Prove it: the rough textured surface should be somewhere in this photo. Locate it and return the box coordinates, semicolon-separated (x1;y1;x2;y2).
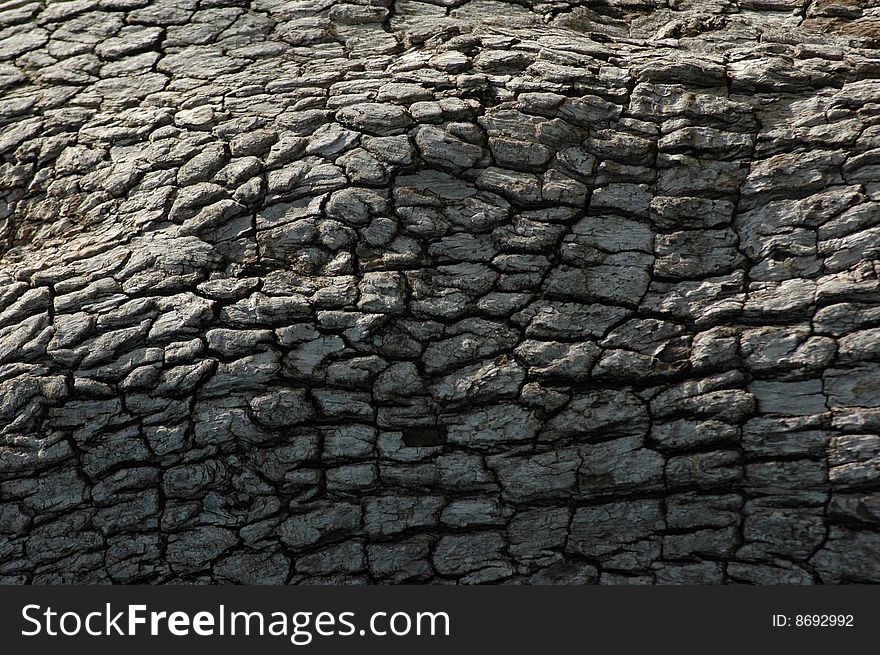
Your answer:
1;0;879;584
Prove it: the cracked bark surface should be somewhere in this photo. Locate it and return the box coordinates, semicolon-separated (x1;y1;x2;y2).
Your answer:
1;0;879;584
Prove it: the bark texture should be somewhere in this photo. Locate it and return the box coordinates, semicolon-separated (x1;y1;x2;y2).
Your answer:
1;0;879;584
